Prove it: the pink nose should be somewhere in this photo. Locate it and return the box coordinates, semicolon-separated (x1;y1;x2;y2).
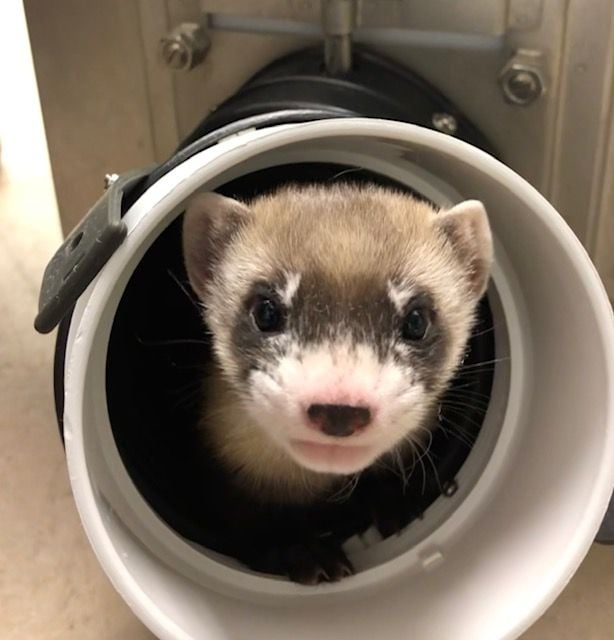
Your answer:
306;404;371;437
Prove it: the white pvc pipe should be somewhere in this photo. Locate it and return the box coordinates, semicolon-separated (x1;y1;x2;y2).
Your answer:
62;119;614;640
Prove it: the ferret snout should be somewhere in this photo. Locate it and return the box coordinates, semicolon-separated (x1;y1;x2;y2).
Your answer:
306;404;371;438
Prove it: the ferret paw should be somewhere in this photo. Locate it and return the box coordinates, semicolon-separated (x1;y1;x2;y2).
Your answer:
286;540;354;585
261;540;354;585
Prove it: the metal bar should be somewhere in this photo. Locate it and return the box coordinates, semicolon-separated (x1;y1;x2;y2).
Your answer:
204;13;503;52
206;13;320;38
354;27;503;51
321;0;356;74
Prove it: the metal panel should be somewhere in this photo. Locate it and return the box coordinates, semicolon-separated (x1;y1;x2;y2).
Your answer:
200;0;508;34
180;0;562;198
23;0;614;298
23;0;157;234
547;0;614;245
593;96;614;297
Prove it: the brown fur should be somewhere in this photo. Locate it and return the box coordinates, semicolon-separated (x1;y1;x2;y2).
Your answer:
199;366;338;503
182;183;492;503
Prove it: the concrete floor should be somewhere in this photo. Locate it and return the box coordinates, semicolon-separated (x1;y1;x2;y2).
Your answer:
1;169;614;639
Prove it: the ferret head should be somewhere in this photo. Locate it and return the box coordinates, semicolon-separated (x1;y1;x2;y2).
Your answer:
183;184;492;476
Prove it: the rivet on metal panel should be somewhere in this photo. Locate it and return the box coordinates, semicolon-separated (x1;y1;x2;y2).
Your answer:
432;113;458;135
442;479;459;497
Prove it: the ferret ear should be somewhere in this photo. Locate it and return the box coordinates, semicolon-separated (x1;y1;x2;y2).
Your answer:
437;200;493;300
182;192;252;299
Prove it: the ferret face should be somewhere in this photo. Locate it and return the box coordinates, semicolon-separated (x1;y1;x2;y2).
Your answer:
183;184;493;476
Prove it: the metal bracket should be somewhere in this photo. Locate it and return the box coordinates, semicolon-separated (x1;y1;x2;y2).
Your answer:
197;7;503;67
34;168;150;334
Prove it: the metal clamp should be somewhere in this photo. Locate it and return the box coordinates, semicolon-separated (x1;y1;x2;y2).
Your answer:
34;168;150;334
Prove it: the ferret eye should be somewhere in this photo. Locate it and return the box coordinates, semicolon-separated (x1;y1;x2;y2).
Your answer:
401;307;430;342
251;297;285;333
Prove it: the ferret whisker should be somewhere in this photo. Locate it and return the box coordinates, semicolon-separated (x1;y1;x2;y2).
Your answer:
457;356;510;371
416;443;428;495
448;380;490;391
442;396;489;412
327;472;361;502
134;335;210;348
393;448;409;490
452;367;496;380
442;406;486;430
443;398;490;413
423;445;443;493
197;405;240;424
438;424;474;448
403;432;430;495
442;397;488;416
439;414;476;441
442;394;490;410
328;166;366;181
469;323;498;339
437;415;477;447
420;427;443;493
169;363;210;372
399;437;417;475
447;381;492;394
444;387;490;404
167;378;202;395
441;407;488;426
415;425;435;456
167;269;202;312
170;386;206;411
445;386;491;398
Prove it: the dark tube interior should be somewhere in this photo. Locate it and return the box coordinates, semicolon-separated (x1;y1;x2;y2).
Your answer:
105;162;495;560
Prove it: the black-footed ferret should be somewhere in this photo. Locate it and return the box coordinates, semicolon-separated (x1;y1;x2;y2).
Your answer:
181;183;493;584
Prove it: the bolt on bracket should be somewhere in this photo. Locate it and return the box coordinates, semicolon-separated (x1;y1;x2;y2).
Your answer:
159;22;210;72
499;49;546;106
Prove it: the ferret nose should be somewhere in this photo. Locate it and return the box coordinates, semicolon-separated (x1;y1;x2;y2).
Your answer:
306;404;371;437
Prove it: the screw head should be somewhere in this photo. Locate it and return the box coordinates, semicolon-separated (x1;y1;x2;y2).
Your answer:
432;112;458;135
442;479;459;497
160;23;209;72
161;41;190;70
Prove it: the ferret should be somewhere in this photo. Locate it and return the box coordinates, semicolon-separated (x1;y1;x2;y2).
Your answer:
181;182;493;584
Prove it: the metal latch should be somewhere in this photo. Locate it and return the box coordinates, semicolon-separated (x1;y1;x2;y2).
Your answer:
34;168;150;334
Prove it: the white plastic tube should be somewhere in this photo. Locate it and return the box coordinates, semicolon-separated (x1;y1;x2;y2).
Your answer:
62;119;614;640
